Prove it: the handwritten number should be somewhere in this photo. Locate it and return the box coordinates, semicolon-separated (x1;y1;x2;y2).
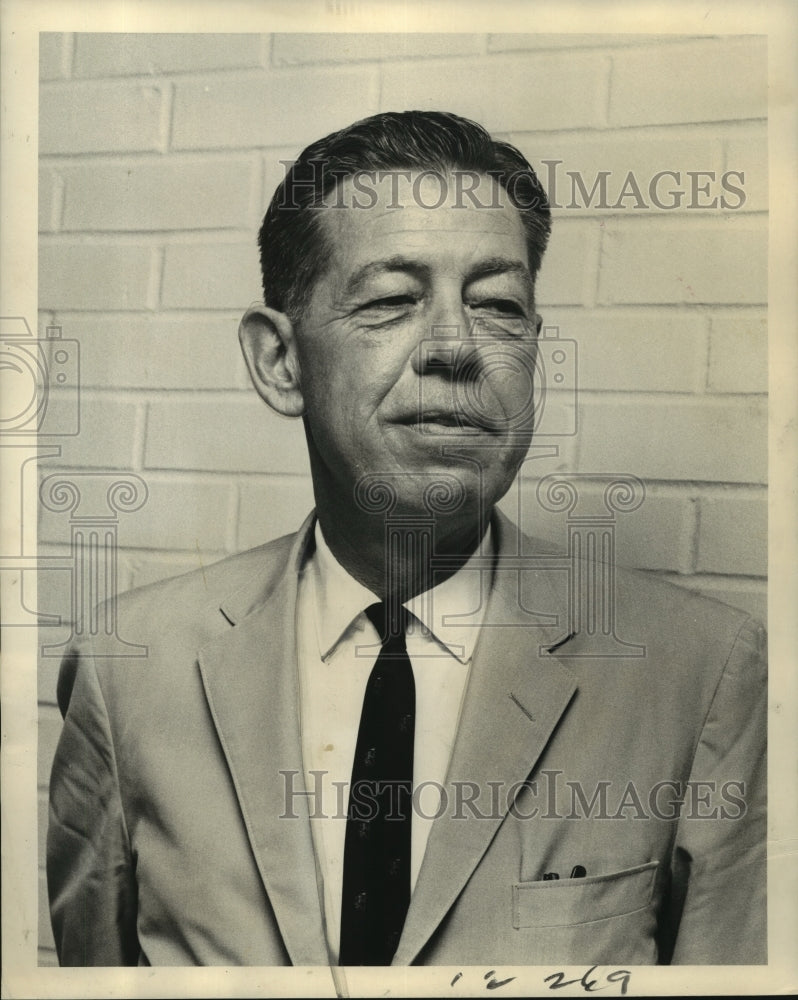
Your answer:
486;975;517;990
449;969;516;991
449;967;626;994
605;970;631;996
581;966;600;991
484;970;516;990
543;967;631;995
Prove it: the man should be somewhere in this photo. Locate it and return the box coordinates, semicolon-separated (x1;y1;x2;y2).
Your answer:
47;111;766;967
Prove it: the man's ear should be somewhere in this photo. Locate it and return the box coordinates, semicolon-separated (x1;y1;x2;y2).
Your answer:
534;311;543;335
238;305;305;417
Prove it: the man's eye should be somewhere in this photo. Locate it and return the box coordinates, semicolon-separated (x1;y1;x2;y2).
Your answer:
361;295;416;310
471;299;526;317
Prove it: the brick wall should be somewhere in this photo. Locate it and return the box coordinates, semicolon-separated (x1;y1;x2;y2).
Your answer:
37;32;767;963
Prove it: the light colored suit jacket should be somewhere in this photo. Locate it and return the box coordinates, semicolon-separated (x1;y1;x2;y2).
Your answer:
47;511;767;966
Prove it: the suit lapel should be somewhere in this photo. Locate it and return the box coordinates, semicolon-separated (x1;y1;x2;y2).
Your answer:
393;513;578;965
197;515;330;966
195;509;578;967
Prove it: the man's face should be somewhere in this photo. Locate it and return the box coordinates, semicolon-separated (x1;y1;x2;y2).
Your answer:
293;171;539;521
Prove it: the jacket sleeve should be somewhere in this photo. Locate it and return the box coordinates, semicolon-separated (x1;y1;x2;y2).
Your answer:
665;616;767;964
46;642;140;966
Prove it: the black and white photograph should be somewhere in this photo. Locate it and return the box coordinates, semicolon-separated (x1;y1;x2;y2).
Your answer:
1;2;796;997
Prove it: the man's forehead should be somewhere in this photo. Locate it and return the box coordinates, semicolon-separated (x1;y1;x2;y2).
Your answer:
319;170;529;268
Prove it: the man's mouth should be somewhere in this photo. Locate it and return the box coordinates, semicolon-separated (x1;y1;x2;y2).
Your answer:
399;410;489;434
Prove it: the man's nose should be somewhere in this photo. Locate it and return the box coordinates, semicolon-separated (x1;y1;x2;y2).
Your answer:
410;296;479;377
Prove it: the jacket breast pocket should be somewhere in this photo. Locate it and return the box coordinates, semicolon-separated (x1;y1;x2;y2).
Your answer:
512;861;658;929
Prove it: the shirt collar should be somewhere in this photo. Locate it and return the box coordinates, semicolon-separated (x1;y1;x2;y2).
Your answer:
309;520;493;665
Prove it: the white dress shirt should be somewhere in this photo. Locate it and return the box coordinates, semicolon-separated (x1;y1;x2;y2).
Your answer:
296;520;492;963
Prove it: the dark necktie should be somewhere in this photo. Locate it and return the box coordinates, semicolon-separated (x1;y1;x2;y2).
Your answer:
339;600;416;966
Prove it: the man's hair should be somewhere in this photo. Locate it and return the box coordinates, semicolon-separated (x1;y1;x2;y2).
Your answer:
258;110;551;320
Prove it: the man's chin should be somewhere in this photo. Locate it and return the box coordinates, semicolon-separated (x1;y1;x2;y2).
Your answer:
347;424;528;520
354;464;511;526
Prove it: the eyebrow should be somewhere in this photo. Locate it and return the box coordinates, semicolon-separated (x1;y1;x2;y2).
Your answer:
343;255;534;298
468;257;535;296
343;257;429;298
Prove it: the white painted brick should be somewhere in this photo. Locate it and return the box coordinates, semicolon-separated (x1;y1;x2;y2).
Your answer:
697;493;767;576
576;397;767;484
513;477;695;572
61;158;257;232
238;478;317;549
38;396;140;470
380;52;608;132
545;308;705;392
535;220;595;307
47;475;220;553
618;491;696;573
707;312;767;393
144;397;311;475
39;244;153;310
503;428;578;481
172;67;379;150
38;169;59;232
51;314;247;390
663;575;766;622
161;242;261;309
510;132;724;215
38;313;57;337
34;564;73;691
40;81;165;154
609;38;767;127
598;219;767;305
40;33;68;81
117;478;233;551
273;33;483;65
530;387;578;446
725;127;767;214
36;493;221;628
74;33;264;78
262;147;300;208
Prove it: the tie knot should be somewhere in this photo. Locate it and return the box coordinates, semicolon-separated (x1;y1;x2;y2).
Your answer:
365;601;409;646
